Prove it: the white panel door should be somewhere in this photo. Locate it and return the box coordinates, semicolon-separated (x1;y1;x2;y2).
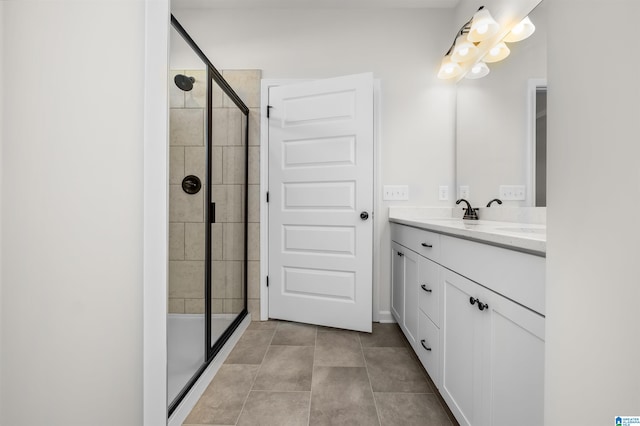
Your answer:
268;73;374;333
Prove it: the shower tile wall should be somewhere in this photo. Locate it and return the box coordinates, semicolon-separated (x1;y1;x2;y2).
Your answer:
168;69;261;318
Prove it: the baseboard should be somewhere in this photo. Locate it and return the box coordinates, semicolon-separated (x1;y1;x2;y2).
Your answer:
168;314;251;426
376;310;395;323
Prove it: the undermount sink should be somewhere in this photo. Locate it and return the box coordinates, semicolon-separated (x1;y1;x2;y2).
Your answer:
416;218;546;236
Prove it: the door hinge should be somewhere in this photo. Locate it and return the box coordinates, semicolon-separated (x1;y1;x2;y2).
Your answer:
266;105;273;118
266;276;269;287
266;191;269;203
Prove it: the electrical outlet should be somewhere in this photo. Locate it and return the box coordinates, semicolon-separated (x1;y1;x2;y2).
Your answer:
459;185;469;199
499;185;526;201
383;185;409;201
439;186;449;201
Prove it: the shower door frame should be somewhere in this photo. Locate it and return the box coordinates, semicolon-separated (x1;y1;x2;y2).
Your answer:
169;15;250;417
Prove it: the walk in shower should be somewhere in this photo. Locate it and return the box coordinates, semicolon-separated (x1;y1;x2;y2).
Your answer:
168;16;249;416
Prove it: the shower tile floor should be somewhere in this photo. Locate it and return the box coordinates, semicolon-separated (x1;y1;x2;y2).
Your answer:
183;321;456;426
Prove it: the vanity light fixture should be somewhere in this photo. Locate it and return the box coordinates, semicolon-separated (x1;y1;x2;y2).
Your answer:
467;7;499;42
504;16;536;43
466;61;490;79
451;34;478;62
483;41;510;63
437;6;535;80
437;55;463;79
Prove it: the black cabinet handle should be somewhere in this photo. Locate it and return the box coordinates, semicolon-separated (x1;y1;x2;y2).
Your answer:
470;297;488;311
421;243;433;248
421;285;432;293
420;339;432;351
397;252;404;257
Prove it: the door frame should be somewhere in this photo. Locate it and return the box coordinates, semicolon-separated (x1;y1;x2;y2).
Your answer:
259;78;383;323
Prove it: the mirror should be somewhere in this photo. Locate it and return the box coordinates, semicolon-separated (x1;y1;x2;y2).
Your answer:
456;1;547;207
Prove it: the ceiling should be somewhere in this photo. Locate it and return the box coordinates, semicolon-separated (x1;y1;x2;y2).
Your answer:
172;0;460;9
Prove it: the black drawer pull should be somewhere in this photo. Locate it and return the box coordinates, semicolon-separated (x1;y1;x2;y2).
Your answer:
470;297;488;311
397;252;404;257
421;243;433;248
421;284;433;293
420;339;432;351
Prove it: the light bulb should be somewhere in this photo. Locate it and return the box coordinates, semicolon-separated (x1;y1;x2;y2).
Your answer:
465;61;490;79
451;35;478;63
437;55;462;79
504;16;536;42
484;42;510;63
468;8;499;42
512;22;524;35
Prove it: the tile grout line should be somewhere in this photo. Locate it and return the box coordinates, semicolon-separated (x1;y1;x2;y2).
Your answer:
233;324;279;425
396;328;457;425
307;326;318;426
359;330;382;426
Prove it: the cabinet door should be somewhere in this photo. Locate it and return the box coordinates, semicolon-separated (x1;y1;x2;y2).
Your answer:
403;248;419;345
391;243;404;325
441;270;487;426
486;292;545;426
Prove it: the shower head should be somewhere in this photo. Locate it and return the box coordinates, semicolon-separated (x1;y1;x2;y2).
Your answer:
174;74;195;92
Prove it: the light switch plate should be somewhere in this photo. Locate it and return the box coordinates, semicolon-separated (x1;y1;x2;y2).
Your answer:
500;185;526;200
383;185;409;201
459;185;469;199
439;186;449;201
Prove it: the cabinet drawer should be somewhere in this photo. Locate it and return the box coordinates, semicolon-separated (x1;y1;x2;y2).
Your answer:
391;223;441;263
416;310;440;388
440;235;545;315
418;256;441;327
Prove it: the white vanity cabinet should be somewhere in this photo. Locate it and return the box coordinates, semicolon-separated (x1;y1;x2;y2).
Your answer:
391;227;443;387
441;269;545;426
390;223;545;426
391;242;420;345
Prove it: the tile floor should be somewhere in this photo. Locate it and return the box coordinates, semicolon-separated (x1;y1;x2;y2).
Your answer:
183;321;456;426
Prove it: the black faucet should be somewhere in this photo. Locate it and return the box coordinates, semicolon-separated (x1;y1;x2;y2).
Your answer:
456;198;479;220
486;198;502;207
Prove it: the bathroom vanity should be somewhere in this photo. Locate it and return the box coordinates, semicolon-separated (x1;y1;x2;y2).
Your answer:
389;208;545;426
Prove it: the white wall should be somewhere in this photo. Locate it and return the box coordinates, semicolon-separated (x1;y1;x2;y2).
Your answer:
143;1;171;425
0;2;4;418
545;0;640;424
171;7;457;318
1;2;147;424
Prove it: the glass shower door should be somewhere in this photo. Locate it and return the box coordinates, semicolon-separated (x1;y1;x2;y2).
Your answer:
209;86;248;345
167;21;208;407
168;15;249;416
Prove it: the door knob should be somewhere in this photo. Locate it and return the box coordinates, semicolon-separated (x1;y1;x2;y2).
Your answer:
360;211;369;220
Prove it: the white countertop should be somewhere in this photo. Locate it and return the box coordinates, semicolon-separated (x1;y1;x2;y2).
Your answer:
389;207;546;255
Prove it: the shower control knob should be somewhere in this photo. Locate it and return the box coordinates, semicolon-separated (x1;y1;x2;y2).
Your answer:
360;211;369;220
182;175;202;195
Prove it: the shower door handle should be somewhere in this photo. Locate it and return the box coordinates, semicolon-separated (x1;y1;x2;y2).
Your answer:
210;202;216;224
